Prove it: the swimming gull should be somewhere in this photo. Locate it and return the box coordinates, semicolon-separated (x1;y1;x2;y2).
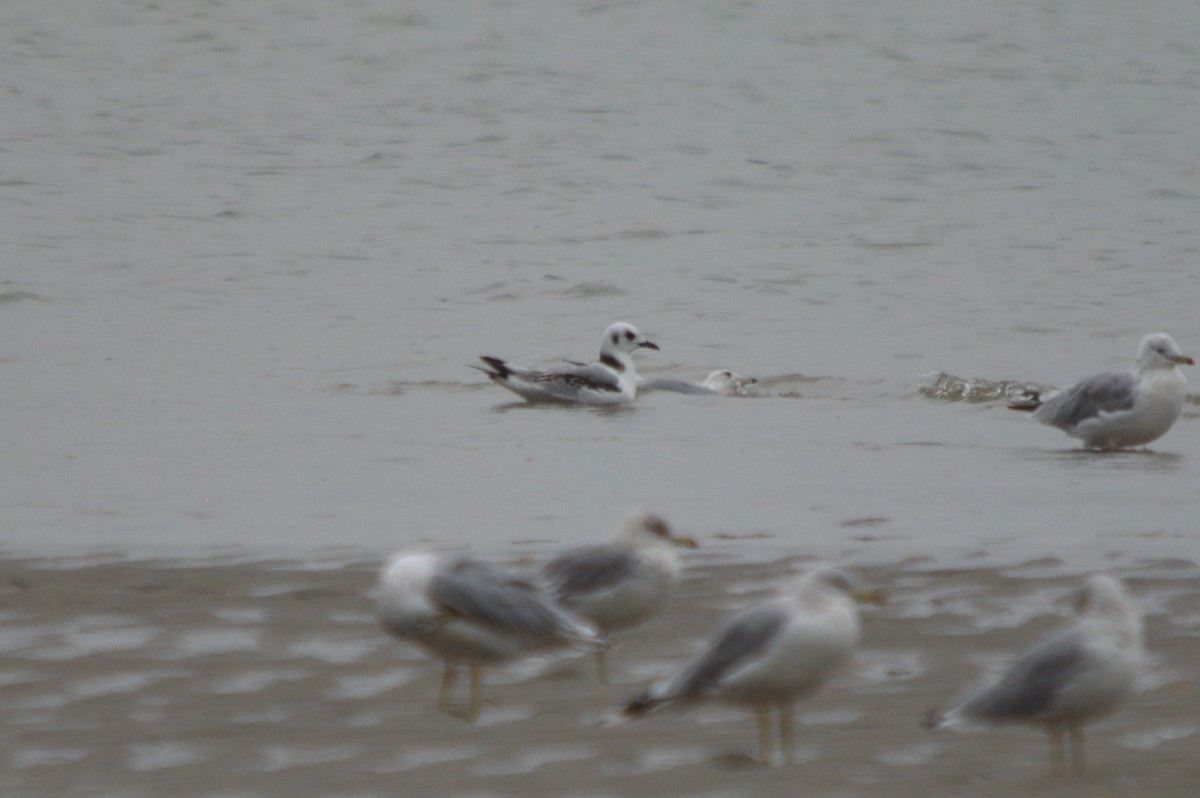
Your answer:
377;552;599;720
922;574;1144;777
622;566;881;765
473;321;659;405
1008;333;1193;449
541;513;698;682
639;369;758;397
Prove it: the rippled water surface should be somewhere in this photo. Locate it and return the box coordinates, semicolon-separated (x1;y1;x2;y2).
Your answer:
3;0;1199;569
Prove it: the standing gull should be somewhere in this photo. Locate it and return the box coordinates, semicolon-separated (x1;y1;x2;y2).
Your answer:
541;513;698;683
1009;333;1193;449
622;566;880;765
474;321;659;405
377;552;599;721
923;574;1144;777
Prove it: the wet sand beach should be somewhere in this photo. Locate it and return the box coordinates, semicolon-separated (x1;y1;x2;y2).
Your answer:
2;555;1197;798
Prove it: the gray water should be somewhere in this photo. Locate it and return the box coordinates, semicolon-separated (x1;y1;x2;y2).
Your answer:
3;0;1199;566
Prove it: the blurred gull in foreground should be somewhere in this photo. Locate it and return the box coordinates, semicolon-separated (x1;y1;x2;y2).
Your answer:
473;321;659;405
923;574;1144;777
541;513;697;682
622;566;882;765
1008;333;1193;449
377;552;599;720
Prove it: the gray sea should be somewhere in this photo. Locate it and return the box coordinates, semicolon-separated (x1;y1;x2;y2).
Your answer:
3;0;1199;567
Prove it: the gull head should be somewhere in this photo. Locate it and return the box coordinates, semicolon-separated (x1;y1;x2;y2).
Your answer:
1073;573;1144;656
600;322;660;361
1074;573;1136;620
1137;333;1194;370
791;566;886;606
701;369;758;396
620;512;698;549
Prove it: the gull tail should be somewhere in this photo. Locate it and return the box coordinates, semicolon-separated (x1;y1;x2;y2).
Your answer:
920;706;946;730
558;613;604;652
622;689;670;719
473;356;512;380
1006;388;1043;412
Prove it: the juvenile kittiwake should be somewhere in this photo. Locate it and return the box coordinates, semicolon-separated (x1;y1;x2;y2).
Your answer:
474;321;660;405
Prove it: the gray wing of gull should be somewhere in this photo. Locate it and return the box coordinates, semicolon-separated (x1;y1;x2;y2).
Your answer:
958;628;1088;721
430;559;582;642
518;363;623;397
543;545;638;601
668;602;788;699
638;376;716;395
1033;370;1138;428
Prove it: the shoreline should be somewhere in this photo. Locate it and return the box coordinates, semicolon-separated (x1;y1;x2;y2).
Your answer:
1;556;1197;797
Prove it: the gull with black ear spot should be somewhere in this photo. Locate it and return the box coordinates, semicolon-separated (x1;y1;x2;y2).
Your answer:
473;321;660;405
1008;333;1193;449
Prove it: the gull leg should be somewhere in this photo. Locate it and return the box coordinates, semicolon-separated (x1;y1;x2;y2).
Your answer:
779;704;795;765
756;708;774;766
438;663;457;710
1047;723;1065;778
595;646;609;685
467;665;483;722
1068;723;1085;777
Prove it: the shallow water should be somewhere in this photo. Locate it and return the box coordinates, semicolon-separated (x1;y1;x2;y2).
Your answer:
11;8;1198;787
3;2;1200;571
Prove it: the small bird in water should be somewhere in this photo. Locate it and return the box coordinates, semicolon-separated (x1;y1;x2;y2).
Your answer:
922;574;1144;777
621;566;882;766
541;513;698;683
376;552;599;721
638;369;759;396
1008;332;1193;449
473;321;659;405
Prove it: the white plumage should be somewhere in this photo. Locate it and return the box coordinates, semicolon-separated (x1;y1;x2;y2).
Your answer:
1011;333;1193;449
377;552;599;720
541;513;698;681
623;566;877;765
924;573;1144;776
474;321;659;405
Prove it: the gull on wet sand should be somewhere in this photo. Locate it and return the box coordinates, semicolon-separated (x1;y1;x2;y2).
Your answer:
1008;333;1193;449
541;513;698;683
638;369;758;397
622;566;880;766
922;574;1144;777
473;321;659;405
376;552;600;721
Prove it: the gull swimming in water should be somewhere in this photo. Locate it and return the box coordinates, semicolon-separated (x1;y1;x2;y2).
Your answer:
377;552;599;720
922;574;1144;777
622;566;881;765
1008;333;1193;449
474;321;659;405
639;369;759;397
541;513;698;682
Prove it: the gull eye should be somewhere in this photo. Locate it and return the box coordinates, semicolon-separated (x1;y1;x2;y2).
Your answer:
625;330;636;341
